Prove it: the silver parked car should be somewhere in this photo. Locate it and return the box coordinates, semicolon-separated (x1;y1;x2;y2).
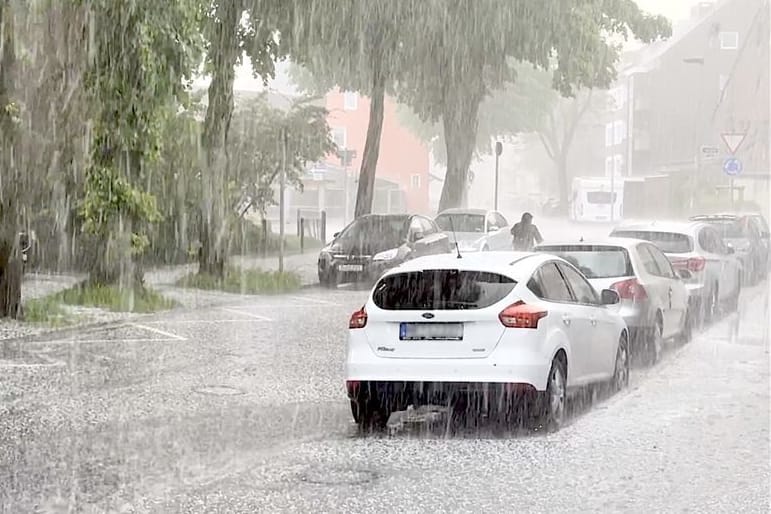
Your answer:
434;208;511;252
610;221;742;322
535;238;692;364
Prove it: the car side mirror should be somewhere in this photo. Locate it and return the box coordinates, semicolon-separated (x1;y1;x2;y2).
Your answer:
333;231;340;238
601;289;620;305
676;268;693;281
411;231;424;242
488;225;498;233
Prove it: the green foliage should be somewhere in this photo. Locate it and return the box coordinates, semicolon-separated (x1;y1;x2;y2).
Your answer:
176;266;302;294
25;283;177;322
81;0;204;278
229;93;336;216
23;296;74;326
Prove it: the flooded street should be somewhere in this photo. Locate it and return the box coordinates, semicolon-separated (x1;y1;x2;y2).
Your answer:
1;279;767;512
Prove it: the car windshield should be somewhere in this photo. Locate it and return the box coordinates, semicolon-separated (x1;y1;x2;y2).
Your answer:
586;191;617;204
435;213;486;233
372;270;516;310
339;216;408;242
536;246;633;278
612;230;693;254
702;219;746;239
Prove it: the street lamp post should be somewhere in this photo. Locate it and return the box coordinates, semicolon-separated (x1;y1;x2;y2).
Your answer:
279;126;287;273
494;141;503;211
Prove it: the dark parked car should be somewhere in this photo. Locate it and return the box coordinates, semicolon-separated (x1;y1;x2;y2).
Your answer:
690;214;769;284
317;214;451;287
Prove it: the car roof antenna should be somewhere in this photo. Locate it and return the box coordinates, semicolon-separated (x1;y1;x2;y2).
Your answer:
449;217;462;259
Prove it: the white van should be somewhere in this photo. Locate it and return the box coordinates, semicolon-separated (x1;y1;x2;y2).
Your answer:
570;177;623;222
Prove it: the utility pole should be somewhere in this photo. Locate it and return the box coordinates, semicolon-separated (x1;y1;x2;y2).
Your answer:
279;126;287;273
494;141;503;211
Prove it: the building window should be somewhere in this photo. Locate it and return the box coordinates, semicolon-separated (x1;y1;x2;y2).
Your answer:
343;91;358;111
331;127;347;149
605;123;614;147
719;73;729;92
719;31;739;50
410;174;421;189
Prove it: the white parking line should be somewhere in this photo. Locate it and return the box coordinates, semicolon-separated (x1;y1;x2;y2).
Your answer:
129;323;187;341
28;338;184;345
287;296;340;306
220;307;273;321
144;319;266;324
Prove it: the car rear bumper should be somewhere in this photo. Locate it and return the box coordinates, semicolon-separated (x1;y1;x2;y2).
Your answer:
318;257;397;283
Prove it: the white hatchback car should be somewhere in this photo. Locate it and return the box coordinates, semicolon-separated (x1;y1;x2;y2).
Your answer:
345;251;629;431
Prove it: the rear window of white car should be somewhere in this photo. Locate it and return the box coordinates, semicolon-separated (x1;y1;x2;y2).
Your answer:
611;230;693;254
372;269;516;310
535;245;633;279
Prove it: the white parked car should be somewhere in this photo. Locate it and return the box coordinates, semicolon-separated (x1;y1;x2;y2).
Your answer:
345;251;629;432
535;239;693;364
610;221;742;322
434;208;511;251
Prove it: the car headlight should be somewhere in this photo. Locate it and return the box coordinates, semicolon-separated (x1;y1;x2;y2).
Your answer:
373;248;399;261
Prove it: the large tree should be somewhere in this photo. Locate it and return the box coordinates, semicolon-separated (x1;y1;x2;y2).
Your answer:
79;0;201;292
197;0;288;278
398;0;671;211
282;0;417;218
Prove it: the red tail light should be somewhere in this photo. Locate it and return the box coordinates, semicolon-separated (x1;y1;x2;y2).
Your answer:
499;301;547;329
670;257;705;272
346;380;360;398
349;306;367;329
611;278;648;300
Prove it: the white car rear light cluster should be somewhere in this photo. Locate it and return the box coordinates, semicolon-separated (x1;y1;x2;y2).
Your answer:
498;301;547;329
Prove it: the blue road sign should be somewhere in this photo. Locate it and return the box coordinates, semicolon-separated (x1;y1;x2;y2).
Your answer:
723;157;743;176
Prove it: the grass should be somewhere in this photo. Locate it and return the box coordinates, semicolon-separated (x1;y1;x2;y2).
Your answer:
23;283;177;325
175;266;302;294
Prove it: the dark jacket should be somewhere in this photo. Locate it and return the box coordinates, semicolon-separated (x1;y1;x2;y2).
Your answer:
510;222;543;251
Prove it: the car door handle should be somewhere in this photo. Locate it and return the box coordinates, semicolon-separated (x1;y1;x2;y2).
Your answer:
561;314;571;326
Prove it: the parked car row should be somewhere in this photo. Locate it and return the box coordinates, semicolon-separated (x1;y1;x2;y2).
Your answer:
336;209;768;433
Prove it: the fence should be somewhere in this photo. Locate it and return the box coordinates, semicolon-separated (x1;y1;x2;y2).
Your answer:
296;209;327;254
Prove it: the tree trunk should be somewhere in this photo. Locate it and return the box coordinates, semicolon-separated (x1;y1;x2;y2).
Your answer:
0;0;22;318
199;0;241;278
438;90;482;212
556;151;569;215
353;54;386;218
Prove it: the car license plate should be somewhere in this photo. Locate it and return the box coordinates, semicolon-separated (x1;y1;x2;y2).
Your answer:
399;322;463;341
338;264;363;272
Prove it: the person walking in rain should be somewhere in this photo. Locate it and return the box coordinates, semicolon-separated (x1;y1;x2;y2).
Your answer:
511;212;543;251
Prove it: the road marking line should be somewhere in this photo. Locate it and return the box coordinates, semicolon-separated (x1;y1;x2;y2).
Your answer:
287;295;339;306
220;308;273;321
0;358;65;369
130;323;187;341
27;338;183;345
144;319;267;324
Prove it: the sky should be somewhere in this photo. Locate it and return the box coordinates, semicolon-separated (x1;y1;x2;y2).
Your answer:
211;0;703;93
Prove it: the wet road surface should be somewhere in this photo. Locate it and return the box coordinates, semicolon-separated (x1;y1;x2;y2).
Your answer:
0;281;768;513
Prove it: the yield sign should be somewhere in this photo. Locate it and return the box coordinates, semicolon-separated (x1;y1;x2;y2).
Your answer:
721;132;746;154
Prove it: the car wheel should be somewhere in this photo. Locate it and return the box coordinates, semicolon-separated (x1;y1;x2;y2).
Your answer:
612;333;630;392
704;285;719;323
678;307;693;344
319;269;337;289
646;317;663;366
536;356;567;432
350;389;389;431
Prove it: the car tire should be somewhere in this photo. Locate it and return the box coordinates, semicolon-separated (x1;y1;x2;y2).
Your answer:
350;388;389;431
612;333;630;392
704;285;719;323
646;317;663;366
678;307;693;344
535;355;567;432
319;269;337;289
